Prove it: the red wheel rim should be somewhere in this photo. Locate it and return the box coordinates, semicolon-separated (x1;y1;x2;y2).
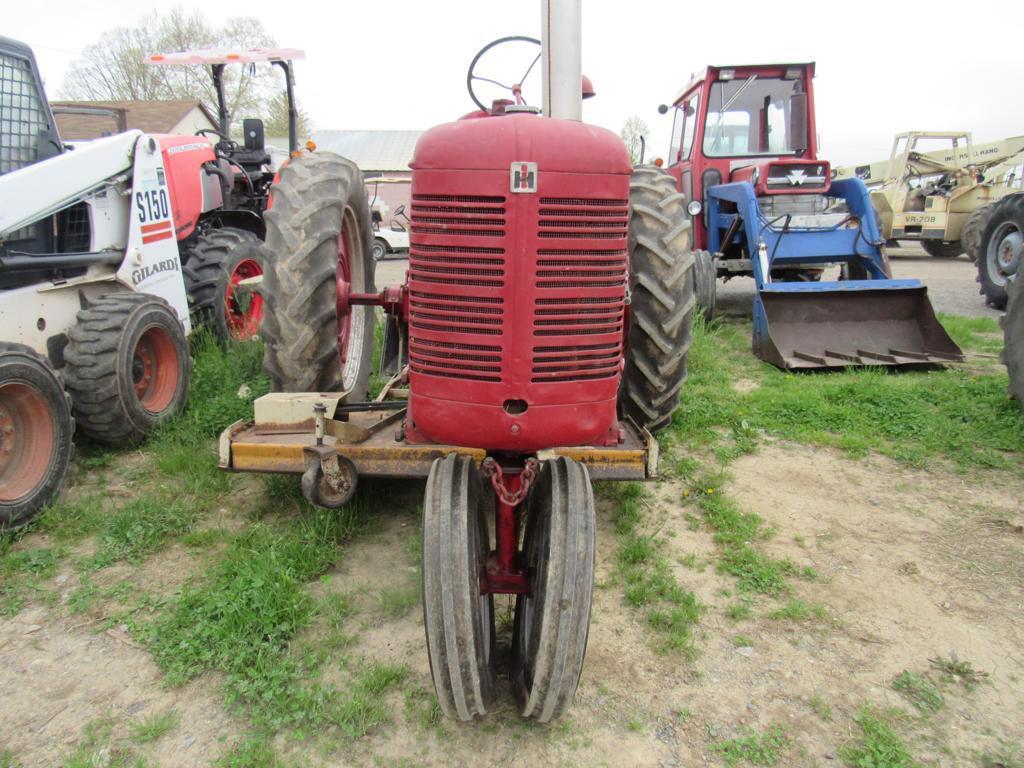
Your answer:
226;258;265;341
0;381;55;503
132;326;179;413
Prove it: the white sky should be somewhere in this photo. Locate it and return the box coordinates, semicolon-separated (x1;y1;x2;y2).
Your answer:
10;0;1024;167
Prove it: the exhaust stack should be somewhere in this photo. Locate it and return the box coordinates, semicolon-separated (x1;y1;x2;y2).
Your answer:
541;0;582;121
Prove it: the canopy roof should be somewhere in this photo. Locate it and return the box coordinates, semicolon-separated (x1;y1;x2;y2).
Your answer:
145;47;305;66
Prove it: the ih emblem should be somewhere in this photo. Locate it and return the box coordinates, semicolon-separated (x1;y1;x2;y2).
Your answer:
511;162;537;193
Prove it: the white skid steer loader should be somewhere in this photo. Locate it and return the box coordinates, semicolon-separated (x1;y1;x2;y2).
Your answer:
0;37;193;527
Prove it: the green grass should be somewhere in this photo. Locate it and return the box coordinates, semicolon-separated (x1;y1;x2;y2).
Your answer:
129;709;180;744
768;598;827;622
929;652;988;691
732;634;754;647
604;482;703;654
215;736;285;768
892;671;944;715
670;317;1023;472
711;724;790;766
839;706;919;768
982;741;1024;768
809;692;832;721
1;750;20;768
687;477;813;598
378;585;419;620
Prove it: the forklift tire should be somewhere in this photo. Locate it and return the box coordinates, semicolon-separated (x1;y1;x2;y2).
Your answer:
621;167;696;432
921;239;964;259
182;227;263;341
260;152;377;395
422;454;496;720
977;194;1024;310
962;203;996;263
64;293;190;444
1002;276;1024;413
692;249;717;322
511;457;595;723
0;343;74;529
371;238;388;261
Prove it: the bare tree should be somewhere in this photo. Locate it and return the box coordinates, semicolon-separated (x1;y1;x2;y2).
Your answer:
61;9;277;129
620;116;650;165
264;92;312;141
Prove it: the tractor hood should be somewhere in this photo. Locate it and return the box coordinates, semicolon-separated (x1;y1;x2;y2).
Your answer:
731;157;831;196
410;113;631;175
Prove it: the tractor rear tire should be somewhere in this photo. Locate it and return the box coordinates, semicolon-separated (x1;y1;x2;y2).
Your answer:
64;293;190;444
260;152;376;395
977;194;1024;310
621;167;696;432
182;227;263;341
921;239;964;259
693;249;717;321
0;343;74;529
422;454;496;720
1002;276;1024;413
962;203;996;263
511;457;595;723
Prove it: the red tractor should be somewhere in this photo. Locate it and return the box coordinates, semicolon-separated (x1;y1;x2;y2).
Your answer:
221;2;695;721
145;47;307;340
658;63;961;368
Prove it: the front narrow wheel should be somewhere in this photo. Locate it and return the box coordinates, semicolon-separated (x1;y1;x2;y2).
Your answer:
511;457;595;723
422;454;496;720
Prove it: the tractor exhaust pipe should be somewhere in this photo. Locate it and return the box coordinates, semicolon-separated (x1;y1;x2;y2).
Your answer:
541;0;582;121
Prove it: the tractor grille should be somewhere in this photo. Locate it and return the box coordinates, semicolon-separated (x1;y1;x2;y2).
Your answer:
408;191;629;387
408;194;507;383
531;197;628;383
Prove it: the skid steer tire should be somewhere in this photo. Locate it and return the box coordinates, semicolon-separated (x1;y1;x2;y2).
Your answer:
977;193;1024;311
182;227;263;341
260;152;376;395
921;239;964;259
621;167;696;433
0;343;74;529
692;249;717;321
962;203;996;263
1003;276;1024;413
64;293;190;444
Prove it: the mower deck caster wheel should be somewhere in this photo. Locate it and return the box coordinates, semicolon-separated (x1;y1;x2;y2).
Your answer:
301;448;358;509
422;454;496;720
511;457;595;723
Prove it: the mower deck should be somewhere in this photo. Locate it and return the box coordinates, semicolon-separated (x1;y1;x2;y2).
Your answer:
218;397;656;482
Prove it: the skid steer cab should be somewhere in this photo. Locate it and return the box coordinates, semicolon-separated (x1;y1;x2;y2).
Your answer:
661;62;962;368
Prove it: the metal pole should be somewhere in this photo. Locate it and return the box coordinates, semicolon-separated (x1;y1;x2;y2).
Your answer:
541;0;582;121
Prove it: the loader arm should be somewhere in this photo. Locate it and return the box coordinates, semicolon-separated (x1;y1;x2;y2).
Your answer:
0;131;140;237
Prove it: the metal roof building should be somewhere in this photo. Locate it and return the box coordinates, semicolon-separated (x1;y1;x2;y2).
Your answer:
309;129;422;174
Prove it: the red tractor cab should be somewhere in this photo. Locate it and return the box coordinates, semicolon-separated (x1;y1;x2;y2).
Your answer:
659;63;962;369
144;47;307;340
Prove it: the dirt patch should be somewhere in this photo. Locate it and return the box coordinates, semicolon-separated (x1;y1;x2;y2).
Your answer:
2;443;1023;766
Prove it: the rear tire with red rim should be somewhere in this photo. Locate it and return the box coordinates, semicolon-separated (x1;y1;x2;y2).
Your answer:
64;293;190;444
0;343;74;529
260;152;376;395
182;227;264;341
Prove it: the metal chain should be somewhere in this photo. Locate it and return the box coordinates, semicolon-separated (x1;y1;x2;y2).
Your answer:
481;457;540;506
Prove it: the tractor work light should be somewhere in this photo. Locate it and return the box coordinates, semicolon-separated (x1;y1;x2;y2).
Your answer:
687;200;702;216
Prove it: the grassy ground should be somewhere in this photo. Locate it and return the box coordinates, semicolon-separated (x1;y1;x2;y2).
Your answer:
1;315;1021;766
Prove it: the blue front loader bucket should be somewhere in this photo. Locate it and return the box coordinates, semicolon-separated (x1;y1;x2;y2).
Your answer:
753;279;965;369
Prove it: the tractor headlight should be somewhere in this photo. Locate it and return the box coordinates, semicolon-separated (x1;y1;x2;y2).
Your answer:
687;200;703;217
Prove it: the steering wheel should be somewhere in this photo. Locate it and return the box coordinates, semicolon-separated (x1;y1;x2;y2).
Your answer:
466;36;542;112
195;128;238;154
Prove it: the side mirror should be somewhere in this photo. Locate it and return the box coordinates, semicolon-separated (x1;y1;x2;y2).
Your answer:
789;92;808;153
